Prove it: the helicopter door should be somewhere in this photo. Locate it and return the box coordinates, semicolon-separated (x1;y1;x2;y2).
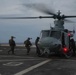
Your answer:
61;32;70;48
61;32;65;47
64;32;70;48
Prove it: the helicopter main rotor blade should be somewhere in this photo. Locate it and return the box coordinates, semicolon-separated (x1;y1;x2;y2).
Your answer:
0;16;54;19
64;16;76;18
23;3;57;16
0;17;39;19
64;19;75;23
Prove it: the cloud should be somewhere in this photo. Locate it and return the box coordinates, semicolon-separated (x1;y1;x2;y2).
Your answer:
0;0;22;15
0;0;76;42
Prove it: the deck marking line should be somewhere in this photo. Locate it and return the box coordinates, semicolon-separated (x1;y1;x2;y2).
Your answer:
3;62;23;66
14;59;51;75
0;59;45;62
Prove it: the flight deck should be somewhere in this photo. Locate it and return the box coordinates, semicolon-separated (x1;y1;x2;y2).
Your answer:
0;46;76;75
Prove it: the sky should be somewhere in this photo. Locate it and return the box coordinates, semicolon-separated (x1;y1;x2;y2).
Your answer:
0;0;76;43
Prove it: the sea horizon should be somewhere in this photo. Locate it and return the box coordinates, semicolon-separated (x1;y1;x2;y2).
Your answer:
0;42;35;47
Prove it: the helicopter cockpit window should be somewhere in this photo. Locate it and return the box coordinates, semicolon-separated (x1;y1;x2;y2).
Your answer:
41;30;50;38
50;31;61;39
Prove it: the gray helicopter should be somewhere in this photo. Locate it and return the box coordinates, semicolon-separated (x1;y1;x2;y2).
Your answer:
35;10;76;58
0;4;76;58
38;11;75;58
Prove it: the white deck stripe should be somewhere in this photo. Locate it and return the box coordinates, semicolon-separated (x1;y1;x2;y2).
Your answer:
0;59;44;62
0;55;35;58
14;59;51;75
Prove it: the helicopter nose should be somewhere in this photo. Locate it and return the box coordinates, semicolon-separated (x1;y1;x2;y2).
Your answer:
39;37;61;48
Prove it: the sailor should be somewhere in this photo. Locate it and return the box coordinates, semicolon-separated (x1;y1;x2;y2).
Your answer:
24;38;32;55
8;36;16;55
70;38;76;56
35;37;41;56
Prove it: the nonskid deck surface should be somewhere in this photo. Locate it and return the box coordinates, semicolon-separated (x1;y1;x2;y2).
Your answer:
0;46;76;75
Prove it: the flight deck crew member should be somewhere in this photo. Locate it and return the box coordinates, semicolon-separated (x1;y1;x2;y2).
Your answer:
8;36;16;55
24;38;32;55
35;37;41;56
70;38;76;56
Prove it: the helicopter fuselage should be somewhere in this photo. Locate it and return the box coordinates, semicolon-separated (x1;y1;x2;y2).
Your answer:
38;20;74;58
39;37;61;52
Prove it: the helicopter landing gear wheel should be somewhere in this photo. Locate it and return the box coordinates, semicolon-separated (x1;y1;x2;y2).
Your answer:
44;52;50;57
63;48;73;58
44;48;49;57
39;48;50;57
39;49;44;56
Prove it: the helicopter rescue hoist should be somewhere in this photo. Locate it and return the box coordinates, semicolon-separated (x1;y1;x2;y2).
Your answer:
0;4;76;58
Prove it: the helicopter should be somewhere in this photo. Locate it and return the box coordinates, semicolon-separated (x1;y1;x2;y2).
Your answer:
0;4;76;58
